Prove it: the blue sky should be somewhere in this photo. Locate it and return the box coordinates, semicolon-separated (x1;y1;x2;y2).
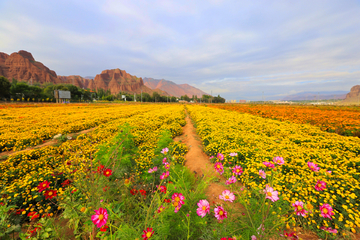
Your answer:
1;0;359;100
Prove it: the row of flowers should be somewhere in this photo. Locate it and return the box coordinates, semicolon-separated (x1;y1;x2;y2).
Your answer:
187;105;360;236
210;104;360;136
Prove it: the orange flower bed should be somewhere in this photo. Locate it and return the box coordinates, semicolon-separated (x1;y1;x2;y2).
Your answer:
210;104;360;136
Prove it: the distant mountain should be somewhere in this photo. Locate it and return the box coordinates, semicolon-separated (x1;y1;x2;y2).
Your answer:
343;85;360;102
143;77;208;98
282;91;347;101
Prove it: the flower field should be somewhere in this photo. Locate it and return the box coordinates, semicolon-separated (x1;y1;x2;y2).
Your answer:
210;104;360;136
0;103;159;152
1;103;360;239
188;105;360;236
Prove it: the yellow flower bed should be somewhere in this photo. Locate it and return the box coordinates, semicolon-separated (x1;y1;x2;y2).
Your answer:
187;105;360;233
0;104;186;217
0;103;153;152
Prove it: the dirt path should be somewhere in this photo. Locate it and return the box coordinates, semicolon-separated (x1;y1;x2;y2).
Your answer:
174;113;244;213
0;127;96;159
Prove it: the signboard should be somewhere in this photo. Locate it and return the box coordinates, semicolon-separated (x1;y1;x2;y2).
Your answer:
58;90;71;99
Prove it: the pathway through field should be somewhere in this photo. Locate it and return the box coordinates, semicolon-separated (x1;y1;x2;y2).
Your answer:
174;113;244;213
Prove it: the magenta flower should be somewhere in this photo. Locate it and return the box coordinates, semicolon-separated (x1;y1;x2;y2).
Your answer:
162;157;167;164
161;148;169;154
160;171;169;180
164;162;170;170
196;199;210;217
172;193;185;207
292;201;307;217
232;165;243;175
91;207;108;228
273;156;284;165
314;180;326;191
263;161;275;168
214;162;224;175
259;169;266;179
209;156;214;160
219;190;235;202
214;206;227;220
307;162;320;172
225;176;237;185
229;152;238;157
264;185;279;202
148;166;158;173
174;205;182;213
320;204;334;219
217;153;224;161
320;226;338;234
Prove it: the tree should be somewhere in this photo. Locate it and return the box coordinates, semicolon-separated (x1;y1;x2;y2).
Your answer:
182;95;191;102
0;76;11;99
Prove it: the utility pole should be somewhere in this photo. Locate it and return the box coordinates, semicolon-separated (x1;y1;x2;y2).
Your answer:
134;93;135;102
141;90;142;103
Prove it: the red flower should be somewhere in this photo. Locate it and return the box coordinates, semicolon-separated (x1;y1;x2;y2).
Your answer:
27;227;41;238
164;199;171;203
28;212;40;220
140;189;147;196
71;189;77;194
158;185;167;194
103;168;112;177
130;189;138;195
0;202;4;206
100;225;109;232
61;179;71;187
66;161;71;165
44;190;57;199
15;209;25;215
97;165;105;173
142;227;154;240
37;180;51;192
103;186;109;192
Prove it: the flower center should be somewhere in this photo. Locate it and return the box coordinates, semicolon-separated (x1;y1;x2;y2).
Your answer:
323;208;328;214
98;214;104;220
225;195;229;199
297;206;302;211
267;192;272;197
175;197;180;202
236;169;239;172
146;232;152;237
217;165;220;169
106;171;109;175
202;206;206;211
219;210;223;215
43;184;47;187
173;202;179;207
48;191;53;196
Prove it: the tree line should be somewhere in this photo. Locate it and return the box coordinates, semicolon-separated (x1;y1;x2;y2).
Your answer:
0;76;225;103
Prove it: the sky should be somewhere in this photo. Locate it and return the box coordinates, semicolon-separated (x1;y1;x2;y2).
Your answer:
1;0;359;101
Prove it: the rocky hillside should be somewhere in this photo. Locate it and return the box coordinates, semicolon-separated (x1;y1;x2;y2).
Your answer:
143;77;207;98
343;85;360;102
0;50;60;84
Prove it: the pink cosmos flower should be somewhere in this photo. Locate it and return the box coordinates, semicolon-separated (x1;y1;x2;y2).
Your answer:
219;190;235;202
320;204;334;219
162;157;167;164
172;193;185;206
214;206;227;220
314;180;326;191
292;201;307;217
142;227;154;240
307;162;320;172
196;199;210;217
264;185;279;202
273;156;284;165
160;171;169;180
161;148;169;154
229;152;238;157
174;205;182;213
225;176;237;185
251;236;257;240
164;162;170;170
320;226;337;234
326;170;332;175
148;166;158;173
209;156;214;160
157;205;165;213
214;162;224;175
259;170;266;179
217;153;224;161
91;207;108;228
232;165;243;175
263;161;275;168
